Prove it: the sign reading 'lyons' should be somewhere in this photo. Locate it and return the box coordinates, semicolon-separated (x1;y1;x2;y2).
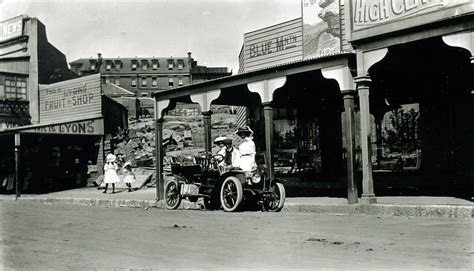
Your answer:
22;118;104;135
39;74;102;123
0;16;23;43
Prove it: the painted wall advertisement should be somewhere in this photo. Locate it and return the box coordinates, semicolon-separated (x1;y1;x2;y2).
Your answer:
243;18;303;72
302;0;342;59
39;74;102;124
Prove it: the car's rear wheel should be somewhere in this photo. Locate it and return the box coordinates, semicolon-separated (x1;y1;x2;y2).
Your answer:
220;176;243;212
263;182;285;212
165;180;181;210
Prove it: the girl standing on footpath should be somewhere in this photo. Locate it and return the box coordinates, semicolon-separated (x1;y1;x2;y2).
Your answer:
122;161;135;192
103;154;120;194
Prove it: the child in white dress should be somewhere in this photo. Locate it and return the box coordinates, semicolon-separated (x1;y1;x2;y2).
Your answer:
122;162;135;192
103;154;120;194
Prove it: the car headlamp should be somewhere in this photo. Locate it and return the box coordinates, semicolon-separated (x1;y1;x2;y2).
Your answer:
251;172;261;184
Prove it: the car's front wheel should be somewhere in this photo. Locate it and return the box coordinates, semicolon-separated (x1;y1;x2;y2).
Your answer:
220;176;243;212
263;182;285;212
165;180;181;210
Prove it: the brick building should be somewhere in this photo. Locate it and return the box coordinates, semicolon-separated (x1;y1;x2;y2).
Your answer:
69;53;231;98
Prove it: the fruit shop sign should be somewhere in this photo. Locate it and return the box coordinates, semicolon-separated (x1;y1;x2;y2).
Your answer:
39;74;101;123
43;84;94;111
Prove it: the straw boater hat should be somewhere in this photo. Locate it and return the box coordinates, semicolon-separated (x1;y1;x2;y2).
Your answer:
213;136;228;145
123;161;132;167
106;154;116;162
236;126;253;136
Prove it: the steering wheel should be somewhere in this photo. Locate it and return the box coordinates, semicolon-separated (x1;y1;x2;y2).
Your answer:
208;154;225;167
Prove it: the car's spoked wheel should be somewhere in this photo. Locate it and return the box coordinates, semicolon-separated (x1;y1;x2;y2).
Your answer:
263;182;285;212
220;176;242;212
165;180;181;210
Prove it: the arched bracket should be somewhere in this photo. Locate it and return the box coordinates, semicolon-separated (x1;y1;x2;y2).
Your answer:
321;64;355;91
247;76;287;104
442;30;474;59
154;99;171;119
357;48;388;76
190;89;221;112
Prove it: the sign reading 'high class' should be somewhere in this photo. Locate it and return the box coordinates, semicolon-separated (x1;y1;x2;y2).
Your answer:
39;74;102;123
349;0;473;40
353;0;448;28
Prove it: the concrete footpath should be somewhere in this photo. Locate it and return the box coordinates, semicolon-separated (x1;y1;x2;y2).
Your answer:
0;187;472;219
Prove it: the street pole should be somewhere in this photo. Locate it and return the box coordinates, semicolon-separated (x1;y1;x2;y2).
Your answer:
14;133;21;200
155;118;164;201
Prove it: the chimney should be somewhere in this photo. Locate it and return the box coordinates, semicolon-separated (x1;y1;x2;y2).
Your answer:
188;52;193;83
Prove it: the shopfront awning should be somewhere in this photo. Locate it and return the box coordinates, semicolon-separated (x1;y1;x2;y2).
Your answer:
152;51;354;103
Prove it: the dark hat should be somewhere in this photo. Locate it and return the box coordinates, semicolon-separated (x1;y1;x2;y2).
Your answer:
236;126;253;136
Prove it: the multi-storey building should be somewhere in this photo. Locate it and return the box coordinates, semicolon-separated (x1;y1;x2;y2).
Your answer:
0;15;128;193
0;15;77;129
69;53;231;98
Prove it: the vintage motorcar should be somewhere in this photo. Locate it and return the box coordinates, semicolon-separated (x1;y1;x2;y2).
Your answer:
164;153;286;212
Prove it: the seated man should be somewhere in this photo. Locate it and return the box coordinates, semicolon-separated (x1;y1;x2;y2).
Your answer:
217;137;240;170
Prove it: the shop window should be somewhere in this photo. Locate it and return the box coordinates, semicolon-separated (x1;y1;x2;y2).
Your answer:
168;77;174;88
131;79;137;87
152;77;157;87
2;75;27;100
178;77;183;86
141;77;147;86
115;78;120;85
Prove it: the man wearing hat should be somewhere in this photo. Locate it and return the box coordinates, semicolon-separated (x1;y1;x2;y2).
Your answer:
217;137;240;169
213;136;228;150
236;126;256;172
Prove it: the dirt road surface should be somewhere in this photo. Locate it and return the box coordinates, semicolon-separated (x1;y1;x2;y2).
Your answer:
1;201;472;270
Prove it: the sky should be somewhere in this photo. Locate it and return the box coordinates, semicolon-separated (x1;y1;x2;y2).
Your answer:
1;0;302;73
